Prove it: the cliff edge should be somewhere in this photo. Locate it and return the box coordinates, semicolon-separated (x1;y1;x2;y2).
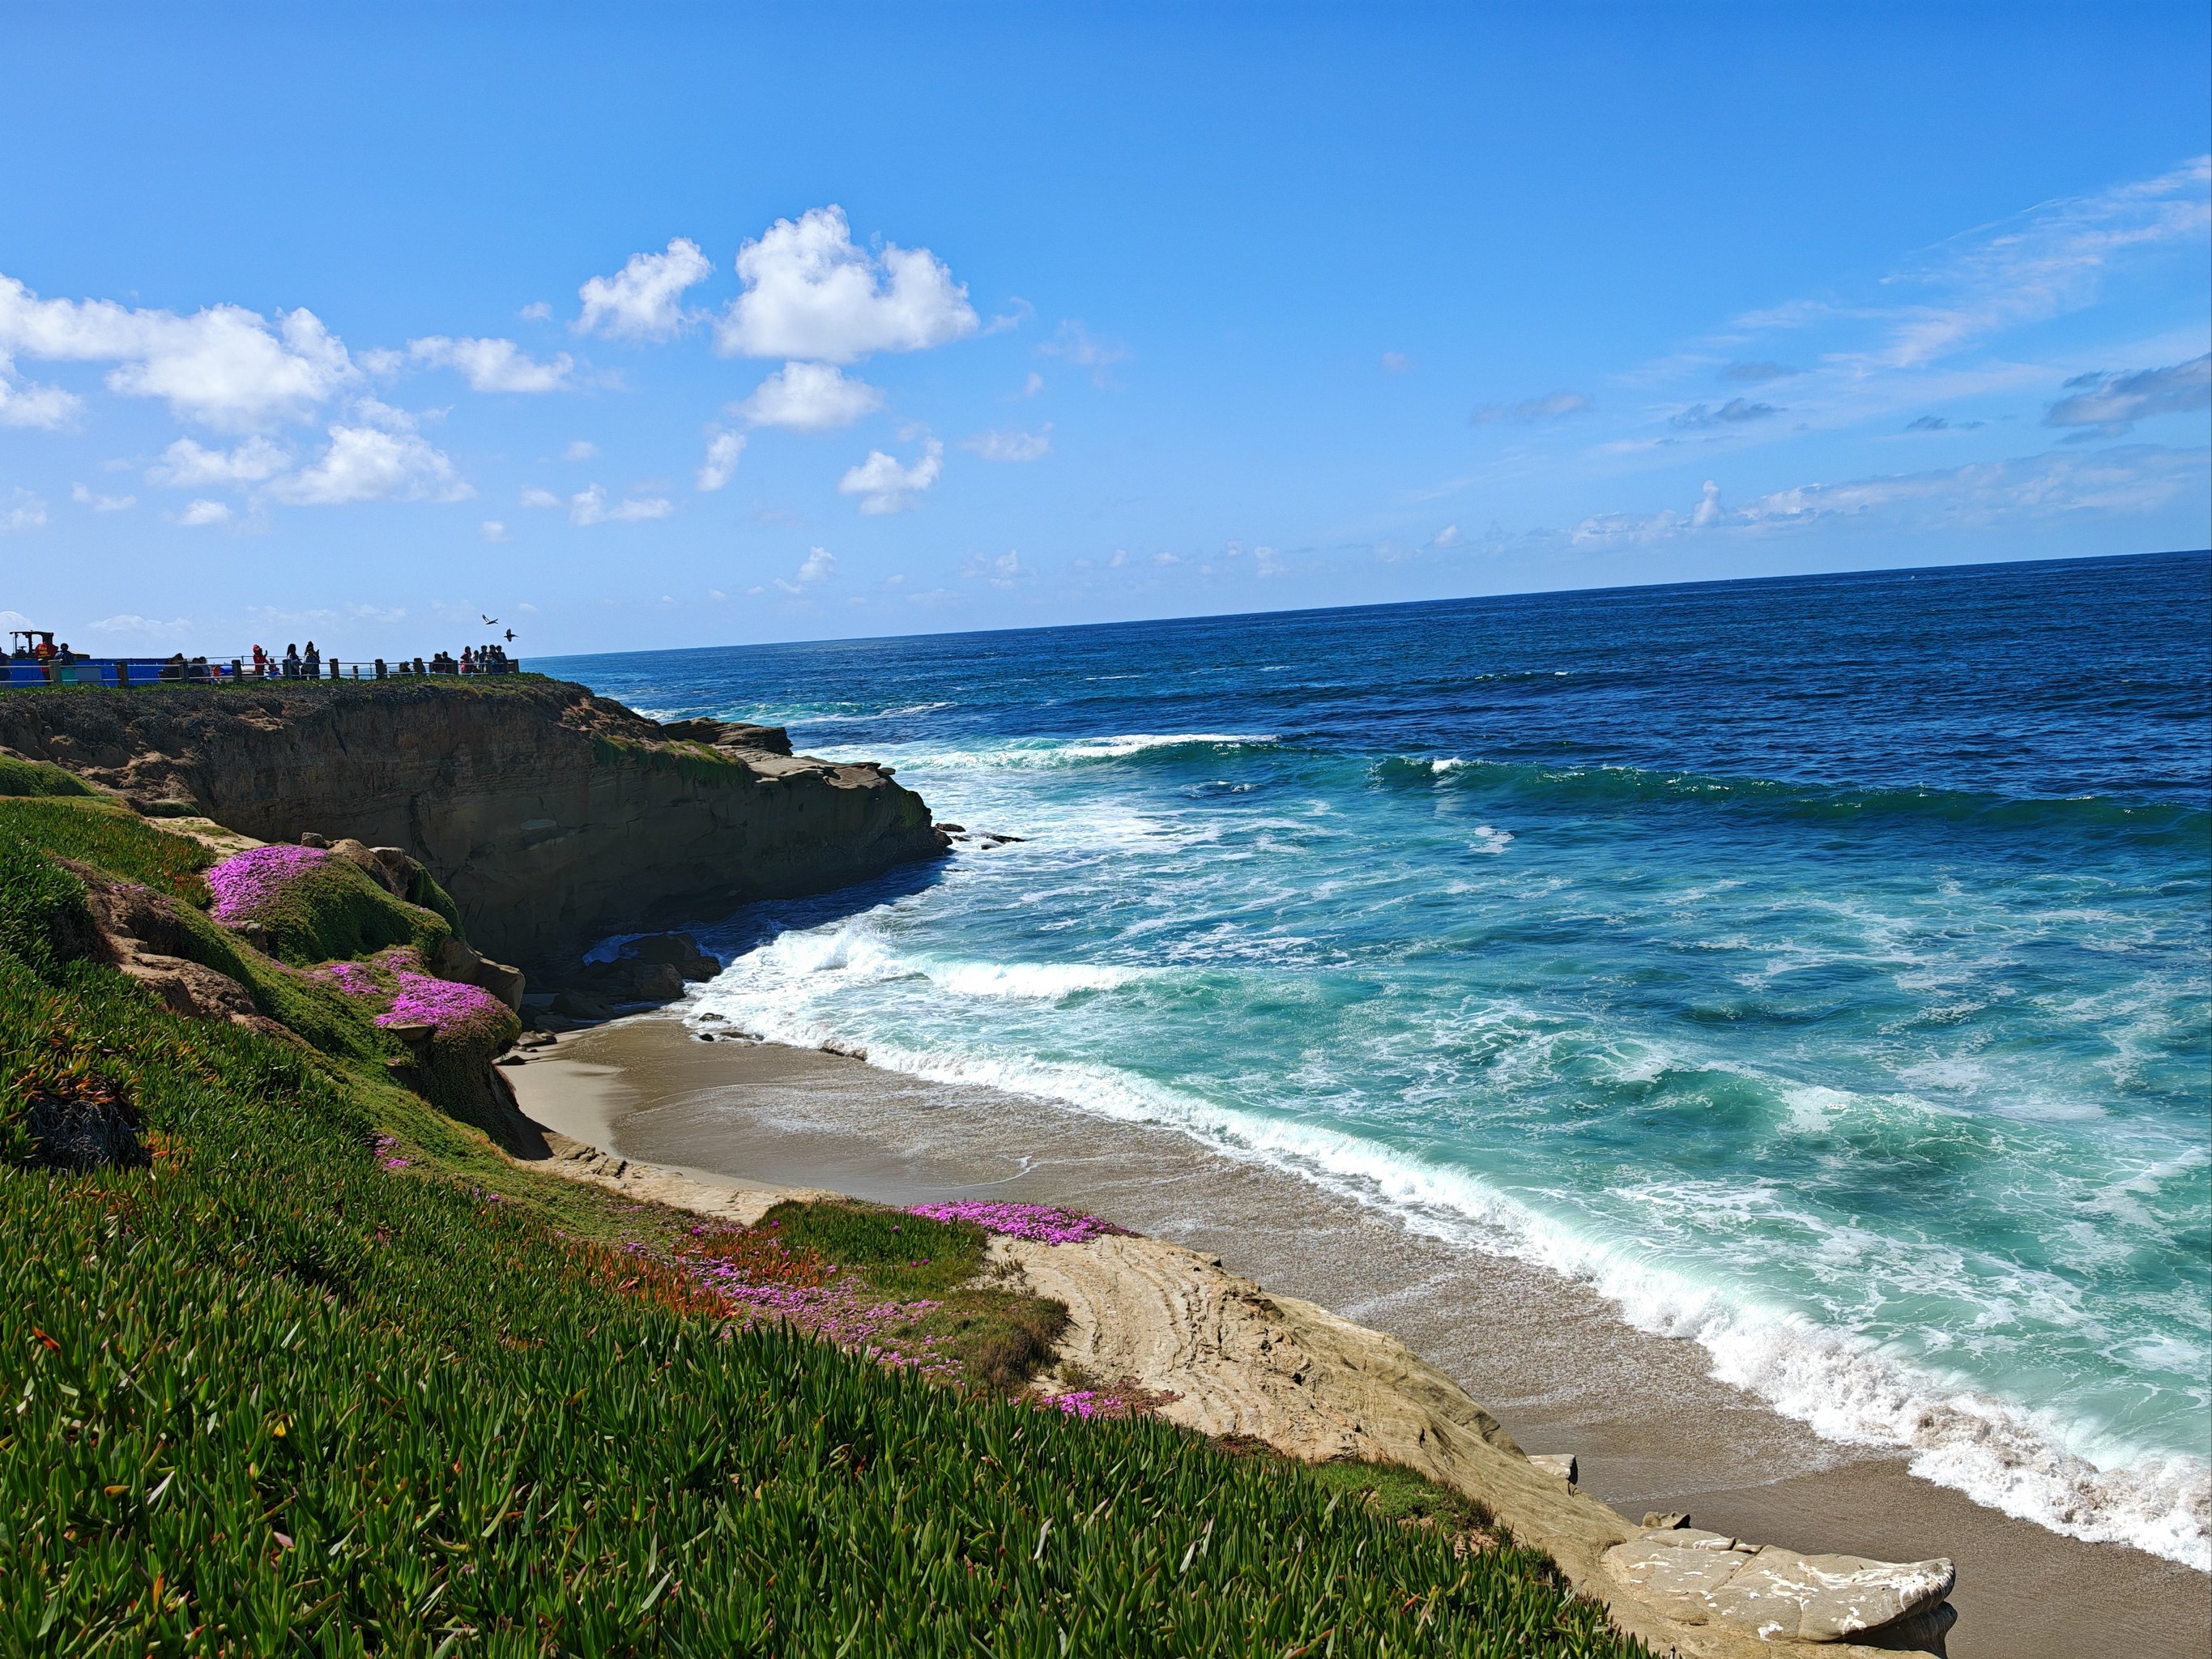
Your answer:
0;677;944;969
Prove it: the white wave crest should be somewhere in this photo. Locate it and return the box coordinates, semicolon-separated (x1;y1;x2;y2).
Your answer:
931;960;1140;998
703;913;1141;1007
1059;732;1277;759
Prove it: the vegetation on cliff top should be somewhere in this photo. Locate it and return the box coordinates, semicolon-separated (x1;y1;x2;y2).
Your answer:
0;795;1644;1655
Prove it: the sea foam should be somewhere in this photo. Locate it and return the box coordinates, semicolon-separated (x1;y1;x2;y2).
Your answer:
685;911;2212;1570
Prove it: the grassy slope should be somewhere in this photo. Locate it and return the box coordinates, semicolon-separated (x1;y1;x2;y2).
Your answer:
0;797;1646;1657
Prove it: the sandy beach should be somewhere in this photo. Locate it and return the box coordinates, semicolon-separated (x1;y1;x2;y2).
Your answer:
505;1013;2210;1659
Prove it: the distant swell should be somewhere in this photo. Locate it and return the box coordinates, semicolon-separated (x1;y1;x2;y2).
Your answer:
1382;754;2211;843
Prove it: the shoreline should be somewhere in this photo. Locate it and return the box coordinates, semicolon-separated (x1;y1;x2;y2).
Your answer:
506;1013;2208;1659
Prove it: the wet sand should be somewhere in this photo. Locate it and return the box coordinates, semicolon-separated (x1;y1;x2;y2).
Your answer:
507;1015;2211;1659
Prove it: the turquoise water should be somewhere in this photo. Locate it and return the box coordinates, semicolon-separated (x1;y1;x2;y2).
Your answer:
542;550;2211;1565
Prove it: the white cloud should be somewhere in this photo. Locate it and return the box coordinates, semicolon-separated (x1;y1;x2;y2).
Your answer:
147;435;292;488
519;301;553;322
351;396;419;432
0;275;355;429
519;487;563;510
964;423;1051;462
1670;397;1782;431
1381;351;1413;373
2045;353;2210;434
1472;390;1592;424
562;439;599;462
1877;157;2212;368
1150;551;1180;565
1430;523;1462;548
479;519;509;542
263;424;471;505
0;353;79;428
736;360;885;430
837;437;944;514
1020;370;1045;398
1108;548;1128;568
565;484;673;525
71;483;135;513
1040;320;1128;384
576;237;713;341
408;335;574;393
697;429;746;491
175;498;232;527
86;612;190;638
1571;444;2205;547
961;548;1022;587
772;546;837;595
716;207;978;364
1255;545;1284;577
2;488;46;533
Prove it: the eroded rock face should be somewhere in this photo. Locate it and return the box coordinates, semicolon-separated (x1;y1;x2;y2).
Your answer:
0;680;946;969
1605;1527;1956;1647
995;1231;1959;1658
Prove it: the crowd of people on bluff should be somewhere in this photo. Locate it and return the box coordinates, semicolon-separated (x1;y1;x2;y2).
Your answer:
241;640;519;680
6;626;518;686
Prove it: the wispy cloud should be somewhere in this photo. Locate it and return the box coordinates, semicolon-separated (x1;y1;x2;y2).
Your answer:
2;488;46;533
1670;398;1782;431
522;483;671;525
1869;156;2211;369
2044;352;2210;436
1039;321;1128;386
1570;442;2205;548
963;424;1051;463
1720;360;1799;384
1472;390;1591;424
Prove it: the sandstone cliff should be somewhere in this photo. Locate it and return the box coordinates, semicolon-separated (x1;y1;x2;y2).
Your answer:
0;678;944;968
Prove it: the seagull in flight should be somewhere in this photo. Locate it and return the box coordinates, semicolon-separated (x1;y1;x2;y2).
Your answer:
481;614;498;625
504;629;516;643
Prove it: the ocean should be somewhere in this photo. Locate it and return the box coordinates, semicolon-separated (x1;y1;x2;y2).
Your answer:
539;548;2212;1568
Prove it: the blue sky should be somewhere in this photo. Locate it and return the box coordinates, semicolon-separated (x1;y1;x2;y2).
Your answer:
2;2;2206;659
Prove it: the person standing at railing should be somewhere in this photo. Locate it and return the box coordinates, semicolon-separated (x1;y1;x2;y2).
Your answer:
283;642;300;679
303;639;320;680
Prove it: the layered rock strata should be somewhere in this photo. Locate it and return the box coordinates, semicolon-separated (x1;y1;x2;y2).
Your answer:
996;1230;1958;1657
0;681;945;969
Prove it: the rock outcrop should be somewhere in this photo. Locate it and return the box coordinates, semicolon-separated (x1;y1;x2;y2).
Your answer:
996;1230;1958;1657
0;680;945;969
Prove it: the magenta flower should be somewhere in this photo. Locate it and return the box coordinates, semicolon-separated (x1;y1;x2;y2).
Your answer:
375;969;508;1034
205;844;328;922
906;1201;1127;1246
310;961;381;999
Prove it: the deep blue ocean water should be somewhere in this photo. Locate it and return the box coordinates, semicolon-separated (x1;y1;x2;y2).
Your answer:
541;549;2212;1565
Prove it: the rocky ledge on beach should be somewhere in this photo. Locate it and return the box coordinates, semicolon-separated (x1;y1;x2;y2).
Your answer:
0;679;944;970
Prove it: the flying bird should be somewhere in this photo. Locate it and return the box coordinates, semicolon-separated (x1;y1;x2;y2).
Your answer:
504;629;515;643
481;614;498;625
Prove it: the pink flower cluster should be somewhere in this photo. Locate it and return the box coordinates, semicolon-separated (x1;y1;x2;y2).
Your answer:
312;961;381;998
906;1201;1127;1246
205;844;327;922
372;1132;411;1171
1036;1380;1174;1422
1044;1390;1109;1420
375;969;508;1034
660;1241;961;1381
